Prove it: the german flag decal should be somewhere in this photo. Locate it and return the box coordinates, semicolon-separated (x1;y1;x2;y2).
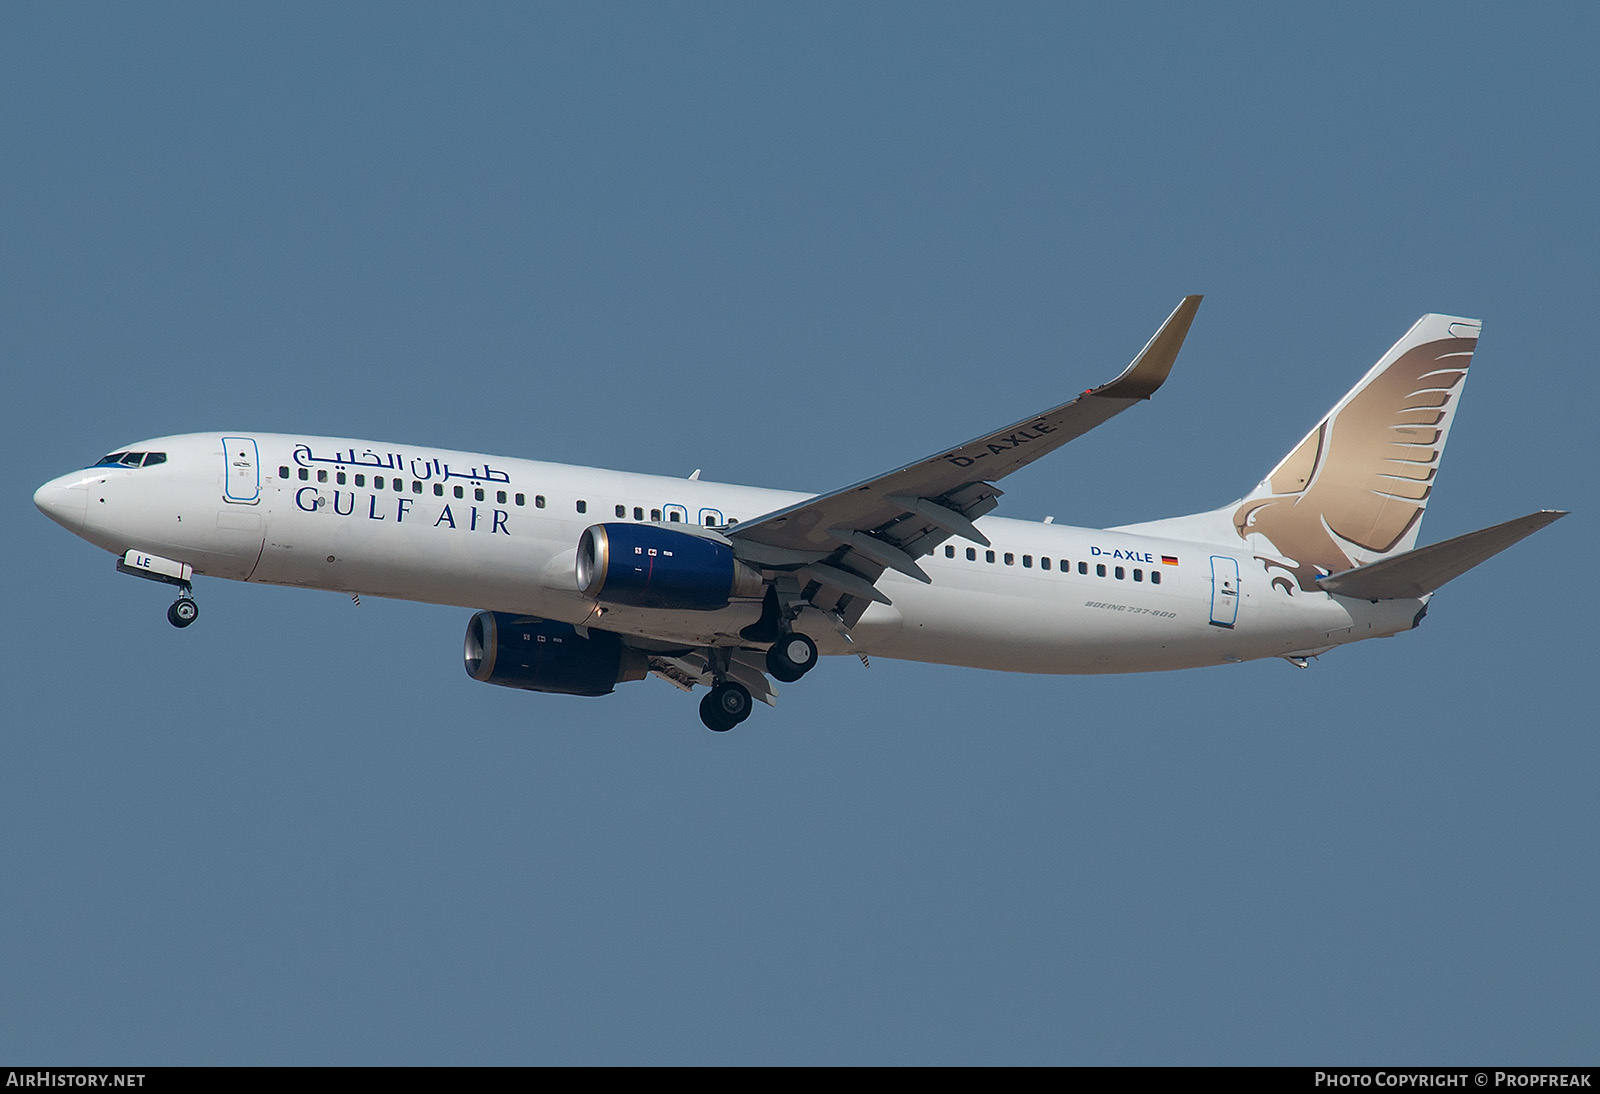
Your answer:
1161;555;1179;566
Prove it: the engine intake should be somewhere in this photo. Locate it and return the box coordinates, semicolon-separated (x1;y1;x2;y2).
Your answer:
576;523;764;611
464;611;647;697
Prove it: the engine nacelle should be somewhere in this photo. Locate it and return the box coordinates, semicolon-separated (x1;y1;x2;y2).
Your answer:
463;611;647;697
575;523;764;611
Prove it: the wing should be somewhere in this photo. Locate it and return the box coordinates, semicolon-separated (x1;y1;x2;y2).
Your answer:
729;295;1202;624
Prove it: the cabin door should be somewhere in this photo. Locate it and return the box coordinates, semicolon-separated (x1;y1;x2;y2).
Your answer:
1209;555;1239;628
222;436;261;504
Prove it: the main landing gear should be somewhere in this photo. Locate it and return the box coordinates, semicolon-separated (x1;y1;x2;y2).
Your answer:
696;631;820;732
699;681;753;732
765;631;818;683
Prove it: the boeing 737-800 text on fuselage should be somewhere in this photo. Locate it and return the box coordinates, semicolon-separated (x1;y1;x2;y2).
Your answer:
34;298;1565;730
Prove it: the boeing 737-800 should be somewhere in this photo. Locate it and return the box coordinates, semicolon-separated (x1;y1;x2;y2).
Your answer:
33;297;1565;730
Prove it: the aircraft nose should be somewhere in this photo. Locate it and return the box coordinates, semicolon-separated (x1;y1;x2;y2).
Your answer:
34;474;89;532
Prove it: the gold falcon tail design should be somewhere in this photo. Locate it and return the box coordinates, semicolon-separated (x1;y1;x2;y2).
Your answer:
1113;313;1483;594
1231;314;1478;589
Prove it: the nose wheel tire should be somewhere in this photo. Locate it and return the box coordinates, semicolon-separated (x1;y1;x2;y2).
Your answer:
765;632;818;683
699;681;753;732
167;598;199;628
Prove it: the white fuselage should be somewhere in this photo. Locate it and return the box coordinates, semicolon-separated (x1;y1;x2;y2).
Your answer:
35;433;1424;674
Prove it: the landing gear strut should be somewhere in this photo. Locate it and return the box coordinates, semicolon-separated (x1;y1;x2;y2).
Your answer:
167;585;198;629
699;681;753;732
116;551;200;629
765;632;817;683
695;631;816;732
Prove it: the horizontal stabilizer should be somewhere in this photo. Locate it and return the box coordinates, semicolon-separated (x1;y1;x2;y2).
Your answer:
1316;510;1567;600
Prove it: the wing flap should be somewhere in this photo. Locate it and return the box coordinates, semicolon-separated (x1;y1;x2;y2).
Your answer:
648;651;780;706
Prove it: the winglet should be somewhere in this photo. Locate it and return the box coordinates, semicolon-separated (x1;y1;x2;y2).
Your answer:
1093;294;1203;401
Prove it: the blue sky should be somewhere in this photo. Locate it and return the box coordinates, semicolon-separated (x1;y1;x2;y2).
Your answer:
3;4;1594;1064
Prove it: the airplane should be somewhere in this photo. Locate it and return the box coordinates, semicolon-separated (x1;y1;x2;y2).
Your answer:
33;297;1566;731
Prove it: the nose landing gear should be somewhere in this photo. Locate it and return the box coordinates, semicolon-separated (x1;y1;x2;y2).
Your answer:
166;591;199;629
116;550;201;629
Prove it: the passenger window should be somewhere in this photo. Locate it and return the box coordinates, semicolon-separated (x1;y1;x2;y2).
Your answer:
434;483;444;496
1115;566;1124;580
1041;557;1050;571
1004;553;1014;565
454;486;464;499
355;474;365;487
374;475;384;488
1133;569;1143;582
945;545;955;558
668;511;679;522
966;547;977;561
495;490;505;503
278;466;290;478
1151;571;1162;586
413;481;422;494
1022;555;1032;568
1061;559;1069;572
577;500;587;514
633;507;644;520
514;493;525;506
298;468;309;481
535;495;546;508
1079;562;1088;575
1096;564;1106;577
474;487;484;501
651;509;661;521
985;550;996;563
336;472;346;485
318;470;329;483
395;478;404;492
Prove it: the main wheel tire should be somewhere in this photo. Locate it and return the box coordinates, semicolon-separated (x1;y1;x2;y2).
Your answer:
167;599;199;628
765;632;817;682
699;691;736;732
709;681;752;726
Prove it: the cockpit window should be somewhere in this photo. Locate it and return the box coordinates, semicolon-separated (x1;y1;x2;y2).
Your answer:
93;451;166;468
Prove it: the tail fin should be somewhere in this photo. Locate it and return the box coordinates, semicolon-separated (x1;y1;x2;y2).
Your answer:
1119;314;1481;589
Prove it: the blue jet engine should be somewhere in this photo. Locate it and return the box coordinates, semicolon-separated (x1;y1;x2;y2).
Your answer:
464;611;648;697
576;523;764;611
